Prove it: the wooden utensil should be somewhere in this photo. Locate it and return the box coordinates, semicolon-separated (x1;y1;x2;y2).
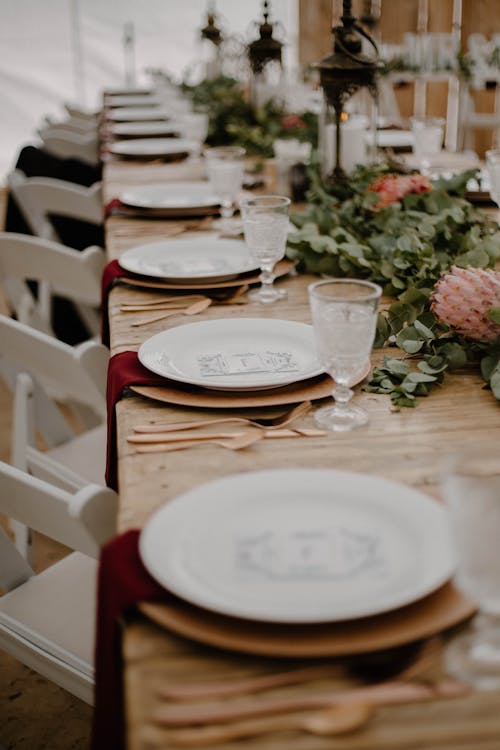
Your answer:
153;678;467;728
120;295;207;311
133;400;312;434
135;431;264;453
131;297;211;327
163;702;374;746
158;638;442;703
128;428;326;445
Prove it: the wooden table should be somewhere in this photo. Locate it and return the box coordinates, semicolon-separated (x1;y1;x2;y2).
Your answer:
104;157;500;750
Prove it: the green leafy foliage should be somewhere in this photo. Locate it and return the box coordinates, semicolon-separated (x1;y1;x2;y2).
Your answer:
287;163;500;407
181;76;317;157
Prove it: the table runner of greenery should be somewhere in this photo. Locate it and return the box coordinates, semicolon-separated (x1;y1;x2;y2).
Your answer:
286;164;500;408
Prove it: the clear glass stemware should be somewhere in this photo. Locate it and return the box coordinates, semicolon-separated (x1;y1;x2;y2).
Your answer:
485;149;500;210
410;116;445;175
205;146;245;234
240;195;291;304
441;446;500;690
308;279;382;431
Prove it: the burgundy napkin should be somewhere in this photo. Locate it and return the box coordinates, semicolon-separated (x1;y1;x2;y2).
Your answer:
91;529;169;750
106;351;165;490
101;259;126;347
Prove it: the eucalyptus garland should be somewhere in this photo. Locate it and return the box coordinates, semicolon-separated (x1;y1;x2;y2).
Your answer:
286;163;500;407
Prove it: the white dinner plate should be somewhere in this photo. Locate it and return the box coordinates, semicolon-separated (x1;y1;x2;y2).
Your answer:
107;107;171;121
109;121;182;137
109;138;195;158
139;469;455;623
119;181;219;211
105;86;152;96
108;95;162;108
119;237;258;282
138;318;324;390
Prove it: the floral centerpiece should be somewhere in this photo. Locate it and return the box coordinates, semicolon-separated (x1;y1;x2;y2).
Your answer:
286;163;500;407
181;75;317;157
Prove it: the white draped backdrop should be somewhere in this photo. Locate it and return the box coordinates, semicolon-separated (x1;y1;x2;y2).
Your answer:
0;0;298;180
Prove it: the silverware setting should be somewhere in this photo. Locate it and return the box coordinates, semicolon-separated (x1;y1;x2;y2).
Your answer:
128;427;326;445
132;400;312;434
152;678;467;736
130;297;212;327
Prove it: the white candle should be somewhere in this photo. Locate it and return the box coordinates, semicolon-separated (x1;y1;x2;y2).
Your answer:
323;114;368;175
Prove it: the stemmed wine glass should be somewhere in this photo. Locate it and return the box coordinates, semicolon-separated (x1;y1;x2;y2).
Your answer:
485;149;500;209
308;279;382;431
240;195;291;304
181;111;209;160
205;146;245;234
441;446;500;690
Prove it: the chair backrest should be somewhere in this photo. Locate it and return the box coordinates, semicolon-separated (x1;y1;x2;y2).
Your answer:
41;116;98;135
0;232;104;339
0;232;104;314
38;129;100;166
7;170;103;241
0;314;108;420
0;461;117;584
64;102;100;121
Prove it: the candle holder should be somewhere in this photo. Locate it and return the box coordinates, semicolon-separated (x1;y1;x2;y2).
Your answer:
200;2;223;80
316;0;380;181
247;0;284;109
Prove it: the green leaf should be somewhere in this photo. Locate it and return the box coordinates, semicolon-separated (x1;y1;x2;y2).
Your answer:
439;342;468;370
488;307;500;325
395;327;425;354
413;319;435;341
490;361;500;399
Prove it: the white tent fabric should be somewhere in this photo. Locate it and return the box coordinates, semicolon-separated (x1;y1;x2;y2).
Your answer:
0;0;298;180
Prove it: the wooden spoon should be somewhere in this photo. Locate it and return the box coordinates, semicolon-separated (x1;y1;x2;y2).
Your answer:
131;297;211;327
159;703;374;746
135;431;264;453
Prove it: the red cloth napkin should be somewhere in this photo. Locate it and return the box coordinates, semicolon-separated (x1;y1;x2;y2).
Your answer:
104;197;124;218
101;259;126;347
106;351;165;490
91;529;168;750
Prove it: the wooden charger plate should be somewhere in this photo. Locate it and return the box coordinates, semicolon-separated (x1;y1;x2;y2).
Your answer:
120;259;295;291
130;361;371;410
139;582;475;658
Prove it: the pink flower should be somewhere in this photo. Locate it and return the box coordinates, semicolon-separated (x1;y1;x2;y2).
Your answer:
282;114;307;131
431;265;500;342
367;173;432;210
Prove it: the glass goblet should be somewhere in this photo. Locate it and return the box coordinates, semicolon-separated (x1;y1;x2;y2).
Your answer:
441;446;500;690
410;116;445;175
240;195;291;304
485;149;500;210
205;146;245;234
181;111;209;160
308;279;382;431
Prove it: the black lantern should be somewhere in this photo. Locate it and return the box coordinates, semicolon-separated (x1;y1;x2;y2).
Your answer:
247;0;283;108
200;6;222;47
317;0;380;180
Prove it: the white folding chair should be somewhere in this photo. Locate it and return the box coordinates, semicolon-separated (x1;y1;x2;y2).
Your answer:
38;128;100;167
0;460;117;704
41;115;99;135
7;170;103;244
0;313;109;560
0;232;104;340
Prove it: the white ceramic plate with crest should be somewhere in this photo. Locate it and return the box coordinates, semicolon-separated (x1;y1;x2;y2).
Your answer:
139;469;455;623
119;182;219;211
118;237;258;282
138;318;324;390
